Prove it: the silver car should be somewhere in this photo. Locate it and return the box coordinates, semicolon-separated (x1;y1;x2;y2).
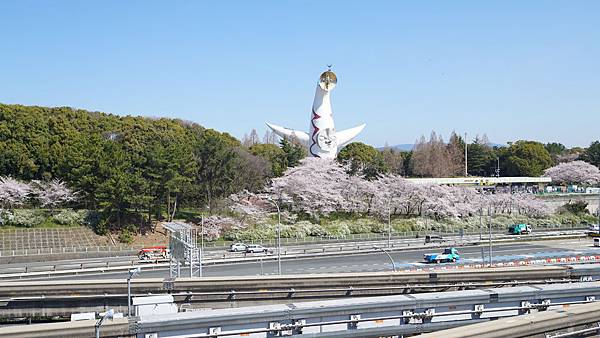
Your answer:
229;243;247;252
245;244;268;254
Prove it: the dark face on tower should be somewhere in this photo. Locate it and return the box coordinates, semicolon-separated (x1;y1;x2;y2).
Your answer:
316;128;337;153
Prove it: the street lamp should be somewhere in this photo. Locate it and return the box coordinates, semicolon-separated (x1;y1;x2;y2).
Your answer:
267;198;282;275
488;206;493;266
127;267;141;317
374;246;396;272
387;197;392;249
95;309;114;338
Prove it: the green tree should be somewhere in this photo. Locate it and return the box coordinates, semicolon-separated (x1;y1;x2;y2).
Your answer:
545;142;567;164
337;142;388;179
467;137;495;176
501;140;553;177
580;141;600;168
250;143;288;176
280;137;307;167
194;129;241;211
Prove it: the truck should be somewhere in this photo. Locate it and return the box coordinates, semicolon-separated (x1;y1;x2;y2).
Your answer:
423;247;460;263
138;246;170;261
508;223;531;235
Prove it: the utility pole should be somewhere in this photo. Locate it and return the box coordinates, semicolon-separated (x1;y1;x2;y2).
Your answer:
464;132;468;177
200;213;204;277
387;197;392;249
488;206;493;266
267;198;282;275
479;208;485;264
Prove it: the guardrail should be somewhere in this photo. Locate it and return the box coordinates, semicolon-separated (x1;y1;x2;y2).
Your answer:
131;282;600;337
3;281;600;337
0;225;587;258
3;264;600;319
420;300;600;338
0;231;588;280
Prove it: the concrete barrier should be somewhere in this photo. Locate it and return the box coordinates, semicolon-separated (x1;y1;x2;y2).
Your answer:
0;318;131;338
419;300;600;338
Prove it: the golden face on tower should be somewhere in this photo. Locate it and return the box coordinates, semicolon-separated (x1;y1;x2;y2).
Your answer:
319;71;337;91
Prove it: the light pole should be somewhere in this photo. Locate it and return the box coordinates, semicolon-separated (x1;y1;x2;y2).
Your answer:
387;197;392;249
200;212;204;277
488;206;493;266
267;198;282;275
479;207;485;264
374;246;396;272
95;309;114;338
464;132;468;177
127;267;141;317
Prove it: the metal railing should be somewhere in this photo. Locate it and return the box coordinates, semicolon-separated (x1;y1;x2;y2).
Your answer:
0;224;586;258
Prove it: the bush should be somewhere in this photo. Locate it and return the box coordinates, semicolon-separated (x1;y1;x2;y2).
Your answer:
562;201;589;214
52;209;89;226
321;222;351;237
118;224;137;244
8;209;47;227
346;218;374;234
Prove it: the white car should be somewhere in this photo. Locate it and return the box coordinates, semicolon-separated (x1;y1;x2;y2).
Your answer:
245;244;268;254
229;243;247;252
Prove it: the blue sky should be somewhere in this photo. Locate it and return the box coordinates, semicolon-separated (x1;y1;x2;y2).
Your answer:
1;1;598;147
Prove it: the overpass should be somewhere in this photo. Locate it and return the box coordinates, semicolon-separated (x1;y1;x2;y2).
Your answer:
2;264;600;319
3;281;600;337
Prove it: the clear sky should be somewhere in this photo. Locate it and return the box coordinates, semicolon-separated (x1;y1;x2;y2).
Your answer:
1;1;598;148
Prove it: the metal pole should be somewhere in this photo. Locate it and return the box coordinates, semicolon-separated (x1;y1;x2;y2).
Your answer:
127;276;131;317
376;247;396;272
260;258;264;275
95;323;100;338
479;208;483;241
200;213;204;278
189;243;193;278
387;197;392;248
277;203;281;275
464;132;468;176
267;199;282;275
488;206;493;266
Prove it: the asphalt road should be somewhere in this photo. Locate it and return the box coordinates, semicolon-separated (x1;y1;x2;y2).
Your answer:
35;238;600;280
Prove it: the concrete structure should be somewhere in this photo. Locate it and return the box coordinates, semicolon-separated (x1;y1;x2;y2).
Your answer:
419;301;600;338
132;282;600;337
266;69;365;158
2;264;600;319
406;176;552;186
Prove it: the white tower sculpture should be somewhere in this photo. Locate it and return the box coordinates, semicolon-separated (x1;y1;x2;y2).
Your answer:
266;69;365;159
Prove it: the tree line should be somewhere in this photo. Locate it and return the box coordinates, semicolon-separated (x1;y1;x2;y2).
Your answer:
0;104;305;231
337;132;600;179
2;103;599;231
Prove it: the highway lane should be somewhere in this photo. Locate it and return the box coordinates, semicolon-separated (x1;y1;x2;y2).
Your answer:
0;230;585;273
37;239;600;280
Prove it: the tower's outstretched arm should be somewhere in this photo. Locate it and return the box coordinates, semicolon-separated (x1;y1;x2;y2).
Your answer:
265;123;310;144
335;124;366;147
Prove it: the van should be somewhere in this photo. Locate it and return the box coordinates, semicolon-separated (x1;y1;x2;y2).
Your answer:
594;238;600;247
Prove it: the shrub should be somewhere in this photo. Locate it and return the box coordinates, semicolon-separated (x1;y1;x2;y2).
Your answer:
8;209;47;227
562;201;589;214
118;224;137;244
321;222;351;237
52;209;89;226
346;218;374;234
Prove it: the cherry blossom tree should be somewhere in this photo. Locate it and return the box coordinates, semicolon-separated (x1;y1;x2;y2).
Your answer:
32;179;77;208
543;161;600;186
0;176;32;208
229;158;550;223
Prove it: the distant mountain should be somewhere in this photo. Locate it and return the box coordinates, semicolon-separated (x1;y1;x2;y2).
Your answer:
379;142;505;152
379;144;414;151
